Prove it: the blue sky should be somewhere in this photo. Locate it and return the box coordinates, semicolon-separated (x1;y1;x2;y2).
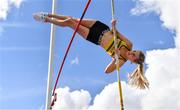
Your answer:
0;0;175;109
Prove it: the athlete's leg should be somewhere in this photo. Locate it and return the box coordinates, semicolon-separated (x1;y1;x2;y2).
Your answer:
73;18;96;28
46;17;89;39
47;13;71;20
45;17;71;27
48;13;96;28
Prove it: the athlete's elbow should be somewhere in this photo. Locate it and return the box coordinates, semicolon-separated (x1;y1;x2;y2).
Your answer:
104;69;109;74
104;69;113;74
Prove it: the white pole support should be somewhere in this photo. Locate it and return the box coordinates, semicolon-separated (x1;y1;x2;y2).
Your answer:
45;0;57;109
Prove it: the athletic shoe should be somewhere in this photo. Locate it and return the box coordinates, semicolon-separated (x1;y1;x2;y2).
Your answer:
33;12;48;22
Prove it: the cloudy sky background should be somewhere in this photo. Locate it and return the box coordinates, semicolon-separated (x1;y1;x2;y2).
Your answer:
0;0;179;110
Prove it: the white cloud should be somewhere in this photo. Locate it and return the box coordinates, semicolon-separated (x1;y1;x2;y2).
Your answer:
70;57;79;65
52;87;91;110
132;0;180;109
0;0;23;37
52;82;147;110
52;0;180;110
0;0;23;20
141;48;180;110
131;0;180;32
0;0;9;20
88;82;146;110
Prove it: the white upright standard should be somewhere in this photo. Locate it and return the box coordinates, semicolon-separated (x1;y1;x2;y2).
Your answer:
45;0;57;109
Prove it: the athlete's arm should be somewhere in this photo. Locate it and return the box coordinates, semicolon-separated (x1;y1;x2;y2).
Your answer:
104;58;125;74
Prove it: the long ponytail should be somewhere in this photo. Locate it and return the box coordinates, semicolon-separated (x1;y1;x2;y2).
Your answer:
128;63;149;89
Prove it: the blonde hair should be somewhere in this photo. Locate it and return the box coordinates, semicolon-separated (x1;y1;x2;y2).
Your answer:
128;51;149;89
